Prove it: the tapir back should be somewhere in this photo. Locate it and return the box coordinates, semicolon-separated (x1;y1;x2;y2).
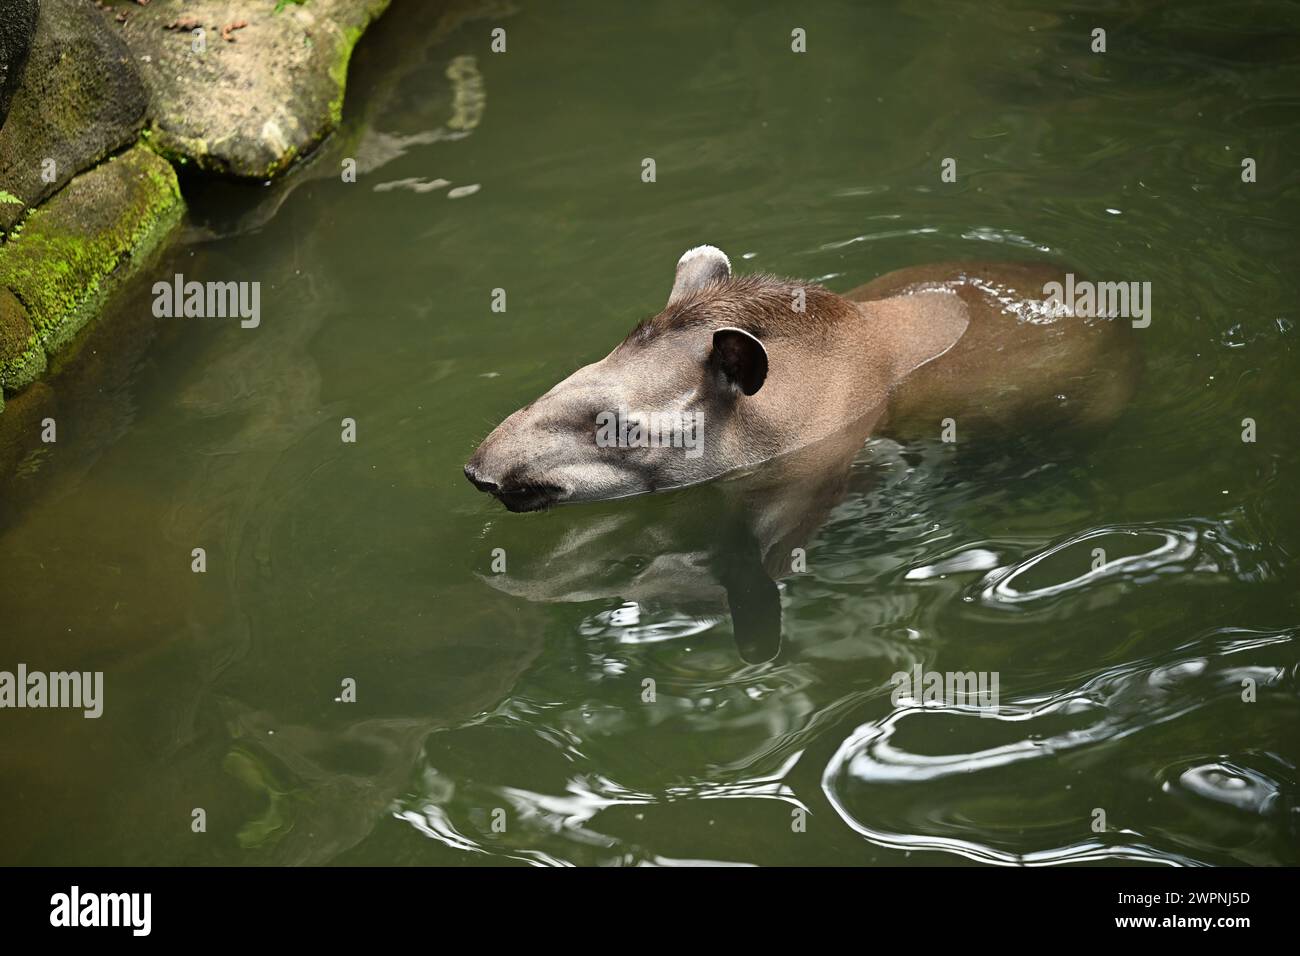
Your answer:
846;261;1140;438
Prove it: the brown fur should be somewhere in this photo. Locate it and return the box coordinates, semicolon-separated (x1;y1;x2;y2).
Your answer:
847;260;1140;436
625;275;855;345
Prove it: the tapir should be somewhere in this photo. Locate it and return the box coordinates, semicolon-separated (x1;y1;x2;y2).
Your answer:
465;245;1137;513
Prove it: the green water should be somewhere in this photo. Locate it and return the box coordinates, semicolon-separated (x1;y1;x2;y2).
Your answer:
2;0;1298;865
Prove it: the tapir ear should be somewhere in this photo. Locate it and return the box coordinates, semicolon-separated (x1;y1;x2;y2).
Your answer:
668;245;731;306
710;327;768;396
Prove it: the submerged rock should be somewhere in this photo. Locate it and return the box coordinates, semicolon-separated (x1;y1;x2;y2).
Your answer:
0;0;148;232
0;146;182;374
119;0;392;179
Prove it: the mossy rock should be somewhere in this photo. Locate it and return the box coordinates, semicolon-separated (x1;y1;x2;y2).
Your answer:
0;0;39;131
0;286;45;393
0;0;149;232
119;0;392;179
0;145;183;361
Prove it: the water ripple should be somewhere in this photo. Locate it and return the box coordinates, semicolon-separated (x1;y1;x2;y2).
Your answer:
820;626;1298;865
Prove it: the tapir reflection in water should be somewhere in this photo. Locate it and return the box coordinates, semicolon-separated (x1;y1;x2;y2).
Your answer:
466;246;1138;661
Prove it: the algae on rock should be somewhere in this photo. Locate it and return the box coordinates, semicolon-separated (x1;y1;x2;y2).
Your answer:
0;146;183;366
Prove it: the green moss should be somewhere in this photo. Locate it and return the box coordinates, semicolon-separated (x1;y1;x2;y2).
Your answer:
327;24;367;127
0;146;183;359
0;287;45;392
142;123;206;170
0;336;43;392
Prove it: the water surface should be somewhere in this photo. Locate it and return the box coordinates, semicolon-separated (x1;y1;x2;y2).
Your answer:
1;0;1298;865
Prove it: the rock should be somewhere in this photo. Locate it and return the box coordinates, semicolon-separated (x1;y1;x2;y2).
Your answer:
0;0;39;131
0;286;45;392
175;0;506;242
0;0;149;232
0;145;183;361
120;0;392;179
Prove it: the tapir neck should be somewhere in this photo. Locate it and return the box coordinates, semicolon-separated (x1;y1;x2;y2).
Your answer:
740;290;969;455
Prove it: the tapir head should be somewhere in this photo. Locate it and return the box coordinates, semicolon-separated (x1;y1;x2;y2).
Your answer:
466;245;836;512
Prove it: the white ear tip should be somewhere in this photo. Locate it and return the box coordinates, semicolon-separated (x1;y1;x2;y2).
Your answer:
678;244;732;272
